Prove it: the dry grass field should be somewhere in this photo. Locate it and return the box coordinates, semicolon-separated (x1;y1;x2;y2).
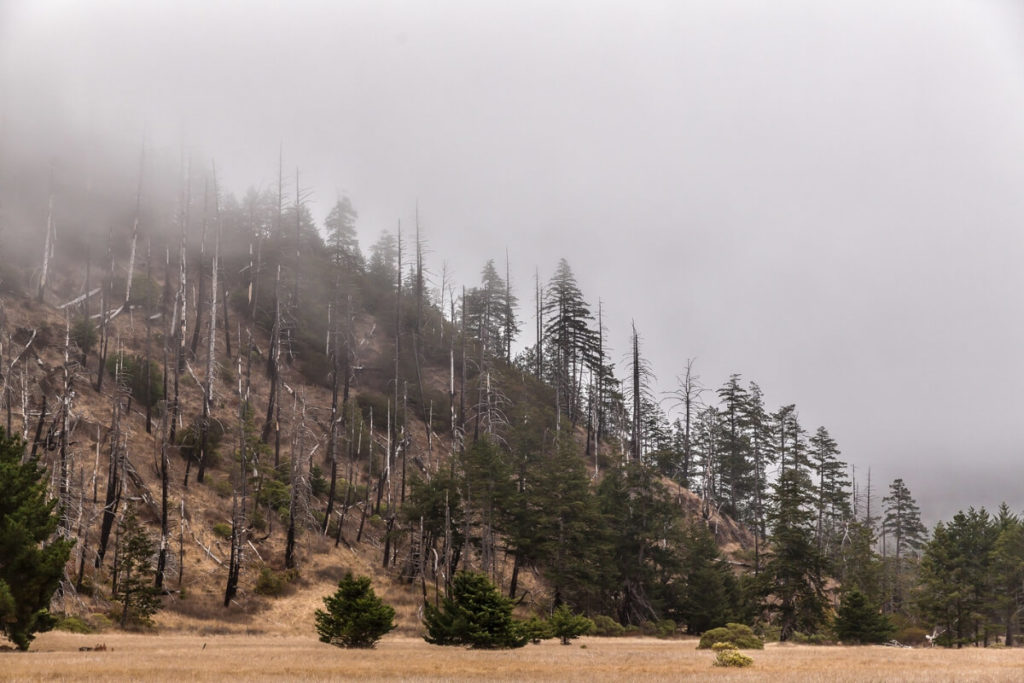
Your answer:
4;633;1024;682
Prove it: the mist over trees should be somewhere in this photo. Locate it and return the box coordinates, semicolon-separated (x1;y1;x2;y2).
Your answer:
1;136;1023;651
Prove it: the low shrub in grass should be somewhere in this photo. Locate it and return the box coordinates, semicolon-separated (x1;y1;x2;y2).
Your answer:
548;604;594;645
255;567;299;597
698;623;764;650
592;615;625;637
712;641;754;668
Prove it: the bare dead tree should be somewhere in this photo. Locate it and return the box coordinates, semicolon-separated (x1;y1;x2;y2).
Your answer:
123;146;144;308
37;161;55;303
196;167;220;485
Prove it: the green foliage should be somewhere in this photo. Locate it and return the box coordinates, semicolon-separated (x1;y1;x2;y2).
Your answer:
212;522;233;539
917;507;998;647
310;465;329;497
114;503;161;628
548;604;594;645
105;352;164;407
833;589;894;644
712;643;754;668
676;521;745;634
789;630;832;645
519;616;553;644
128;274;161;309
763;465;829;640
254;567;299;597
54;615;93;633
697;623;764;650
0;427;75;650
70;316;98;355
591;615;625;637
315;572;395;648
423;571;528;649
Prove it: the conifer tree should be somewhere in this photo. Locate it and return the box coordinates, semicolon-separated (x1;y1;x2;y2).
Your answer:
115;503;161;628
0;427;74;650
881;478;927;612
315;572;395;648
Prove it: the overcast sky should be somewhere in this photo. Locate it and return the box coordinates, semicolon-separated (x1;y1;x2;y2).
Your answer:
3;0;1024;523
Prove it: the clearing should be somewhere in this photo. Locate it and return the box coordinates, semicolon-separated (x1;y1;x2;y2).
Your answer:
3;633;1023;681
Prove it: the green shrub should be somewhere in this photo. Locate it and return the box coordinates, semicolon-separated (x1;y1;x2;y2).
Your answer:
315;572;395;648
209;478;232;499
548;604;594;645
791;631;832;645
713;642;753;668
698;623;764;650
212;523;232;539
255;567;299;597
55;615;93;634
105;352;164;407
70;317;98;356
892;626;928;646
592;615;625;637
310;465;329;497
519;616;553;644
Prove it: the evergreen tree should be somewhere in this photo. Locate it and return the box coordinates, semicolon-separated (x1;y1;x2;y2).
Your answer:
990;506;1024;646
675;521;742;634
324;197;364;272
542;259;600;425
596;463;684;625
716;375;751;520
0;427;74;650
833;589;893;644
115;503;161;628
917;508;998;647
763;464;828;640
547;604;594;645
315;572;396;648
423;571;528;648
881;478;927;612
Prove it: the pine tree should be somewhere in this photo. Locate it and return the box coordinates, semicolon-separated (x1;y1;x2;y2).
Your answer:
115;503;161;628
324;197;363;272
881;478;927;612
423;571;528;648
315;572;396;648
833;589;893;644
547;604;594;645
764;464;828;640
0;427;74;650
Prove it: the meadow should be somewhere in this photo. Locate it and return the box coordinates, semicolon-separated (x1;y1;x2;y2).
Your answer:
4;633;1024;682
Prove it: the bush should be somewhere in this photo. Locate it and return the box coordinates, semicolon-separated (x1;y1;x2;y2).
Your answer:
315;573;395;648
592;615;626;637
70;317;98;356
55;615;93;634
892;626;929;646
255;567;299;597
212;523;232;539
519;616;553;644
423;571;528;649
712;642;754;668
548;604;594;645
791;631;833;645
698;623;764;650
105;352;164;407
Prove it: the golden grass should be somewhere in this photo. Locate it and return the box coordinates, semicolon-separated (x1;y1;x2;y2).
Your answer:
5;634;1024;682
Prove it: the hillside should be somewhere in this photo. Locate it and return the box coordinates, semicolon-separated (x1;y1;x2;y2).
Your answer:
0;193;761;643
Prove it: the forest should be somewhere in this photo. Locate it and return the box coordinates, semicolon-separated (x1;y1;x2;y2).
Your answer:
0;149;1022;654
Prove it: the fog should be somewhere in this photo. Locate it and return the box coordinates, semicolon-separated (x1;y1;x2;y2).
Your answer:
3;0;1024;522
